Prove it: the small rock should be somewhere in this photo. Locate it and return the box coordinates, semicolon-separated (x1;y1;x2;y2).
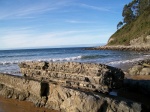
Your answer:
129;65;143;75
140;68;150;75
18;94;26;101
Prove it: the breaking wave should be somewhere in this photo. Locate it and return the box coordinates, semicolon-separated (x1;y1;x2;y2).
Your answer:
0;56;82;65
107;57;145;65
108;54;150;65
0;54;36;58
81;55;107;59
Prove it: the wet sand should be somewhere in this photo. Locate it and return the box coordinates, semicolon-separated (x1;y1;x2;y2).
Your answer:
0;96;58;112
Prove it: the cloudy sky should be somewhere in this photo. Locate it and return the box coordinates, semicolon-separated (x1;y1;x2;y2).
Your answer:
0;0;131;50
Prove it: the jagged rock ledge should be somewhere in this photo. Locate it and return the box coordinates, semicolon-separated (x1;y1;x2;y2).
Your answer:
0;73;46;106
86;45;150;51
0;73;141;112
19;62;124;93
1;62;148;111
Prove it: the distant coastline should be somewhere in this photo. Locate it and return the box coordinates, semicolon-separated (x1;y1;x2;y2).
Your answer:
86;45;150;51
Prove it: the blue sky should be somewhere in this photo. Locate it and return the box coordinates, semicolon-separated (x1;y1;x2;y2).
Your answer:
0;0;131;50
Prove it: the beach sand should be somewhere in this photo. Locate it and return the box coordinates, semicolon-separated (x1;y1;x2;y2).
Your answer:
0;96;58;112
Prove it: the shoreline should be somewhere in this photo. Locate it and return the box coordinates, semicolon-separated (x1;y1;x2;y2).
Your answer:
86;45;150;51
0;60;150;111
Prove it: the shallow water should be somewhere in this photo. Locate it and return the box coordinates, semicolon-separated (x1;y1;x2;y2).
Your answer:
0;47;150;75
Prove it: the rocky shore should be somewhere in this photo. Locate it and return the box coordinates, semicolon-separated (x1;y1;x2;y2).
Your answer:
86;45;150;51
0;73;141;112
129;59;150;76
19;62;124;93
0;61;150;112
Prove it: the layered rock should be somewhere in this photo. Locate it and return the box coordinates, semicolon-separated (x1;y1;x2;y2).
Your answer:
19;62;124;93
0;73;141;112
46;82;141;112
1;61;147;111
0;73;47;107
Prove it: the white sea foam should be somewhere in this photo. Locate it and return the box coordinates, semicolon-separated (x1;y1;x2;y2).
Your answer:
107;57;145;65
107;53;150;66
144;54;150;57
37;56;82;62
0;61;19;65
0;56;82;65
51;56;82;61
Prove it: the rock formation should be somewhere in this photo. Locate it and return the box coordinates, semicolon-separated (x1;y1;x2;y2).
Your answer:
0;61;145;111
46;82;141;112
0;73;46;106
129;59;150;76
0;73;141;112
19;62;124;93
86;45;150;51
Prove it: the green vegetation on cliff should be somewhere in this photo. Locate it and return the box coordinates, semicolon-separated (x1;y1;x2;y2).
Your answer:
108;1;150;45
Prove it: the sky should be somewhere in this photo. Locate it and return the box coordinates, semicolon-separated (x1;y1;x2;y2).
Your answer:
0;0;131;50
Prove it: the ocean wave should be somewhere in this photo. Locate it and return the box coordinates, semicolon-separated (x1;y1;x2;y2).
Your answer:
0;54;36;58
37;56;82;62
81;55;105;59
107;57;145;65
0;56;82;65
144;54;150;57
0;61;19;65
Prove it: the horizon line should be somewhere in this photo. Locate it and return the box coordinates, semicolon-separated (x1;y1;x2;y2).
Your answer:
0;43;106;51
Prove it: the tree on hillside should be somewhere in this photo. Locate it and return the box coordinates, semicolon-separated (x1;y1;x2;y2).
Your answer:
139;0;150;14
122;4;134;23
117;0;150;29
122;0;139;24
131;0;140;16
117;21;123;29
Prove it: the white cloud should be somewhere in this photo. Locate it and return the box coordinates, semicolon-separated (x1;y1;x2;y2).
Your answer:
0;0;117;50
0;27;111;49
0;0;72;19
78;3;110;12
65;20;96;24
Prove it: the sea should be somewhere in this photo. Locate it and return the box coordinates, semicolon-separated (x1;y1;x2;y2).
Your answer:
0;47;150;76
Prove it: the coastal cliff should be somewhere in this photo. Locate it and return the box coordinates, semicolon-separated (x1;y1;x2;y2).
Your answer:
108;5;150;46
87;6;150;51
90;3;150;51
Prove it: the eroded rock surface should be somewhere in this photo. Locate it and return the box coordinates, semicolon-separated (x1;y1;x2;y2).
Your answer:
0;62;144;112
19;62;124;93
46;83;141;112
0;73;141;112
0;73;47;107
